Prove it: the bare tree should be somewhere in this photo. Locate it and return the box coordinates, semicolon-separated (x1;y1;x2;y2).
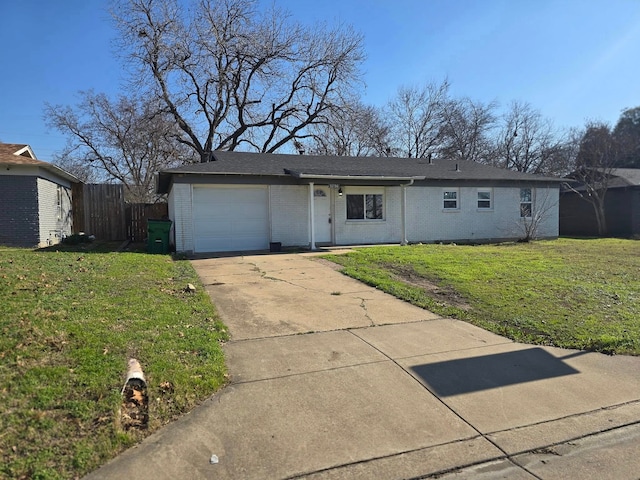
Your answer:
306;101;390;156
386;79;450;158
493;101;566;175
112;0;364;161
518;187;559;242
567;121;621;235
497;186;559;242
439;97;497;163
45;91;191;202
52;154;101;184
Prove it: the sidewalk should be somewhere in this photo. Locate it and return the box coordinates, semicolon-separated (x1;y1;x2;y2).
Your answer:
86;252;640;479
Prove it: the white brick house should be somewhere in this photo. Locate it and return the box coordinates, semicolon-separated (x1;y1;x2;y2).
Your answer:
157;151;562;254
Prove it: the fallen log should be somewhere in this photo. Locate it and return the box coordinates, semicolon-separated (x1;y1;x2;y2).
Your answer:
120;358;149;430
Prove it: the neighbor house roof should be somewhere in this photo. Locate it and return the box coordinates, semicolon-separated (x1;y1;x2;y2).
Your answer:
608;168;640;187
0;142;80;183
562;167;640;192
158;151;562;193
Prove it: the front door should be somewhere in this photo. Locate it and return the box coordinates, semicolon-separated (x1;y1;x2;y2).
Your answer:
313;186;332;243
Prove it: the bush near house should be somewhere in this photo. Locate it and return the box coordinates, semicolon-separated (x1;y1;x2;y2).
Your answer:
325;238;640;355
0;245;228;479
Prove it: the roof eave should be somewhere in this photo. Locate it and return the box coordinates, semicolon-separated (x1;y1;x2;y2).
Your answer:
285;170;426;182
0;161;81;183
44;164;82;183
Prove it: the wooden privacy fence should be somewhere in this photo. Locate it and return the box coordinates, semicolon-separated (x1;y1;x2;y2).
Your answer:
126;203;169;242
72;184;168;242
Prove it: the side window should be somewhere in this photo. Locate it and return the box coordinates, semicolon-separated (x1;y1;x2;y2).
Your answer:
346;193;384;220
477;189;492;209
520;188;532;218
57;186;63;220
443;189;459;209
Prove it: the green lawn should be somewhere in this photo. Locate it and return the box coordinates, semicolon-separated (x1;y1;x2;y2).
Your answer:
0;244;228;479
324;238;640;355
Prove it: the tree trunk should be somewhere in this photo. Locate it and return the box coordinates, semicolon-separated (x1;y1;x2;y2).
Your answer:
593;200;608;236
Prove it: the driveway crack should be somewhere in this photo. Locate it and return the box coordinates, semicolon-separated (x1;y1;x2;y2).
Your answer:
250;263;310;291
356;297;375;326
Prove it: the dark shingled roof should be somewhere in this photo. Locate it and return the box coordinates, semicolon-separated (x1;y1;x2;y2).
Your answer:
157;151;563;193
562;167;640;192
608;168;640;187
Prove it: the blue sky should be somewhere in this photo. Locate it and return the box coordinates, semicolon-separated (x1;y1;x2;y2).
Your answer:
1;0;639;162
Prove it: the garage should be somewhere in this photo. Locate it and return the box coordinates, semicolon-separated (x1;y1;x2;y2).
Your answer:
192;185;269;253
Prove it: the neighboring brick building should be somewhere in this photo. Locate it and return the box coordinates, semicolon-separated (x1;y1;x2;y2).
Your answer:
157;151;562;254
0;143;80;247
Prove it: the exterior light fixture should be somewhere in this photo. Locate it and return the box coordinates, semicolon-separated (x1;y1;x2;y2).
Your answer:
338;187;343;196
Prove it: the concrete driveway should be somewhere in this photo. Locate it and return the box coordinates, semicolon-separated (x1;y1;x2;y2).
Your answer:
87;252;640;480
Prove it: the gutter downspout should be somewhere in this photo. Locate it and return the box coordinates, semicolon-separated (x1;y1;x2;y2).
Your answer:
400;178;415;246
309;182;316;250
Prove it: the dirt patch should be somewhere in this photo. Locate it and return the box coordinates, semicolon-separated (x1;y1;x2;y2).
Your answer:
314;258;471;311
384;263;472;311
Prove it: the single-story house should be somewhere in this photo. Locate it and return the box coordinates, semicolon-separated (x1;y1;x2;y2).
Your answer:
157;151;563;254
0;143;80;248
560;168;640;237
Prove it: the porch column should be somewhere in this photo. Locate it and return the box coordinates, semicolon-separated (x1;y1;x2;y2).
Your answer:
309;182;317;250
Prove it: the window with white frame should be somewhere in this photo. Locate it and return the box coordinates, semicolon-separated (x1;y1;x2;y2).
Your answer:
477;188;492;209
56;186;63;220
520;188;532;218
346;192;384;220
443;189;459;209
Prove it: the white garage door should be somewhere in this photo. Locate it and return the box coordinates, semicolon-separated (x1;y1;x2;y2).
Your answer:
193;185;269;253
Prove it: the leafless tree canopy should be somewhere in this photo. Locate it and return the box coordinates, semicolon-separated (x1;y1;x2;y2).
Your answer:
383;83;574;175
439;97;497;163
45;91;191;202
45;0;638;201
112;0;365;161
386;79;450;158
492;101;568;175
306;101;390;157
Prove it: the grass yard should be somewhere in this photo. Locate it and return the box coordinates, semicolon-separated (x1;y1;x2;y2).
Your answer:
0;244;228;479
324;238;640;355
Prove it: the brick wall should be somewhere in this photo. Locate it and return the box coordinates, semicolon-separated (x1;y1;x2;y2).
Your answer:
407;185;559;243
169;184;194;253
334;186;404;245
0;176;40;247
167;181;560;253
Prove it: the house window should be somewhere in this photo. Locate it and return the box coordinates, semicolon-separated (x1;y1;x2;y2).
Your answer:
346;193;383;220
477;189;492;209
520;188;532;218
57;186;63;220
443;189;459;209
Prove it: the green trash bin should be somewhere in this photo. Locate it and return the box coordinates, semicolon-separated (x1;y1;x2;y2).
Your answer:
147;219;172;254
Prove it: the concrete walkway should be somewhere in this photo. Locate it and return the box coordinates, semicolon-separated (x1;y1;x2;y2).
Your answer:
87;252;640;479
